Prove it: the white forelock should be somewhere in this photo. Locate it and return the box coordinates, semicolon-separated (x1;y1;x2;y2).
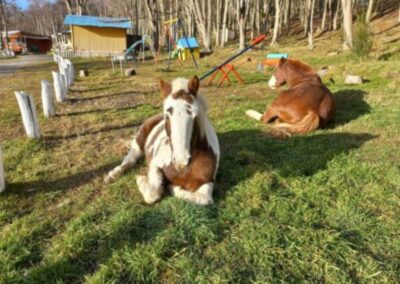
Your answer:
171;77;190;93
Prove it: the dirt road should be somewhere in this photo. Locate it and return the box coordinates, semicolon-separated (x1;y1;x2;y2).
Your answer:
0;55;53;76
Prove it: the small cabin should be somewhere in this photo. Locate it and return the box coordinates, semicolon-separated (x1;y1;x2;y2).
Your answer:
63;15;132;54
177;37;200;61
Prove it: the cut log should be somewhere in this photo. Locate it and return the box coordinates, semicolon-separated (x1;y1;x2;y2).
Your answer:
0;146;5;192
41;80;55;118
125;68;136;76
79;70;89;77
14;91;41;138
52;71;67;102
345;74;363;84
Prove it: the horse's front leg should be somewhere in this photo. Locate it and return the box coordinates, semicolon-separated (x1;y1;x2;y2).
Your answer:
136;164;164;204
104;139;143;184
170;183;214;205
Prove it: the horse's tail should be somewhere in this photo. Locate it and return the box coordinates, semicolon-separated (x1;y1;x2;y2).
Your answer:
245;110;263;121
274;111;320;135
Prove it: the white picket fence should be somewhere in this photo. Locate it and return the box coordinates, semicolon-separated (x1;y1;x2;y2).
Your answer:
54;49;123;59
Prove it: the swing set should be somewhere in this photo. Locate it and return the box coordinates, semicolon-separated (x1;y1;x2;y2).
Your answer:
156;18;199;70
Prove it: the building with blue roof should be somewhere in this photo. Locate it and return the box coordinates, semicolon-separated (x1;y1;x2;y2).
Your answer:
64;15;132;53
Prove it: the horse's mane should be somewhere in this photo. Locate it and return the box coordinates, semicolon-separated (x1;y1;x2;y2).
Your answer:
287;59;315;73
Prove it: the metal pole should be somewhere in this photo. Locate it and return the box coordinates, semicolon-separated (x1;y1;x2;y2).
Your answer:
199;34;267;81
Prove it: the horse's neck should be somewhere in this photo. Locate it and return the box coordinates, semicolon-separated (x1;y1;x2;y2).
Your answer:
285;65;318;87
191;96;219;156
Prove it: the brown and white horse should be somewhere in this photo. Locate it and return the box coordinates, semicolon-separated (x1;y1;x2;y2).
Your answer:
105;76;220;205
246;58;335;137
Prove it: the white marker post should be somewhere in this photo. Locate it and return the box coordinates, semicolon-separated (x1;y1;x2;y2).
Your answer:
14;91;41;138
41;80;55;117
0;146;5;193
65;59;74;86
52;71;66;102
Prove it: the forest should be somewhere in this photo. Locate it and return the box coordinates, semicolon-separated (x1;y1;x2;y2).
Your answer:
1;0;399;51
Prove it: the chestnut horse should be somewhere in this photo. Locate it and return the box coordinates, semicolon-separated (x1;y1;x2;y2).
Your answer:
105;76;220;205
246;58;335;137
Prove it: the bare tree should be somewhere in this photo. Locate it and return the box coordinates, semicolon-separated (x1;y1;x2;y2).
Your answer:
307;0;316;49
236;0;250;49
220;0;229;47
0;0;9;49
320;0;328;32
366;0;374;23
333;0;341;30
341;0;352;50
270;0;281;45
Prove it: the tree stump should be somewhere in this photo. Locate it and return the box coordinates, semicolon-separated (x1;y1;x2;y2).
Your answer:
41;80;55;118
79;70;89;77
14;91;41;138
125;68;136;77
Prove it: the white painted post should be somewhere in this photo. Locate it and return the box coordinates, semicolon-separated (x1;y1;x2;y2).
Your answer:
41;80;55;117
52;71;66;102
65;59;74;86
0;146;5;193
14;91;41;138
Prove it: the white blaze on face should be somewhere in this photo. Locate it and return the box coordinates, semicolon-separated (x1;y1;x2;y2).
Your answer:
268;74;277;89
164;78;198;170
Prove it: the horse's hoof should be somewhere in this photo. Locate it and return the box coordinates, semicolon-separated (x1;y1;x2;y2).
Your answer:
104;174;113;184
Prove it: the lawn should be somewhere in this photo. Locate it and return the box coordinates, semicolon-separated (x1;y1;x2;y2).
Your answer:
0;25;399;282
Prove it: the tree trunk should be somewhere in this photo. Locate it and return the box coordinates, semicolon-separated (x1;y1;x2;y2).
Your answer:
64;0;73;15
307;0;316;49
237;0;250;50
220;0;229;47
320;0;328;32
190;0;211;51
0;0;9;49
215;0;222;47
333;0;341;30
270;0;281;45
341;0;352;50
206;0;212;48
286;0;292;35
366;0;374;23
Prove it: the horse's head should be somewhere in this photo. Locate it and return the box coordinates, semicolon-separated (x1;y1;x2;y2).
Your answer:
268;57;288;89
160;76;200;171
268;58;315;89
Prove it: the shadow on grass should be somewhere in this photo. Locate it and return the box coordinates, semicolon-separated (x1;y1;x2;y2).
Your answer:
44;121;143;141
5;161;118;195
68;91;140;102
215;131;376;199
56;103;145;117
333;89;371;127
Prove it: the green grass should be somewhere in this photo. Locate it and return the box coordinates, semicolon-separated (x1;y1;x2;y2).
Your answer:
0;30;399;283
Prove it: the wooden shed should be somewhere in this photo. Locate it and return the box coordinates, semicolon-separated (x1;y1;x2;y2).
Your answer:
63;15;132;53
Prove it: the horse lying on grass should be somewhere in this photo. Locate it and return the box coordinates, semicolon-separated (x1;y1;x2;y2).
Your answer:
105;76;220;205
246;58;336;138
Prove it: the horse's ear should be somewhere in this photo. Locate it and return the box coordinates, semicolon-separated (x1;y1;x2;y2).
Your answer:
159;79;172;98
188;76;200;96
278;57;287;66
